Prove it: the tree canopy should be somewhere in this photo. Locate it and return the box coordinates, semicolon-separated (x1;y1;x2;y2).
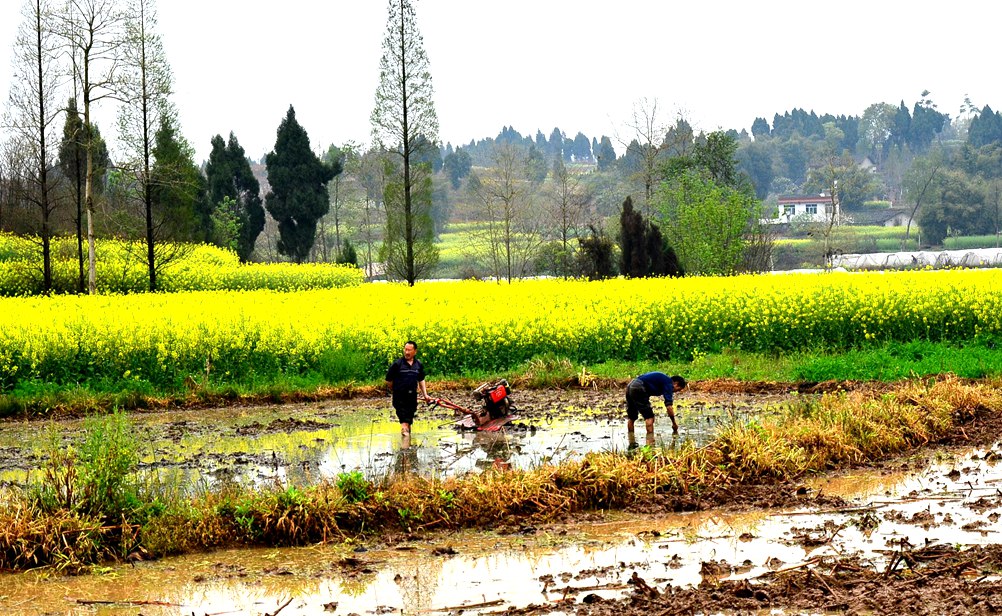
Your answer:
265;106;338;263
205;132;265;261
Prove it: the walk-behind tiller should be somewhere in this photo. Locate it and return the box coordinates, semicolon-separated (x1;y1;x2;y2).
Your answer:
427;379;518;432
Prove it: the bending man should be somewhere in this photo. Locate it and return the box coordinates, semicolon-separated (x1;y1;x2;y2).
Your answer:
626;372;687;435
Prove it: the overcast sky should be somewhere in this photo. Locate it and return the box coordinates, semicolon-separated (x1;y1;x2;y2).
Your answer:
1;0;999;164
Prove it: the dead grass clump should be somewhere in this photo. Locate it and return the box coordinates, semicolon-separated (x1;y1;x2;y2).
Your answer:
713;377;1001;483
0;490;110;572
896;376;1002;423
509;355;577;389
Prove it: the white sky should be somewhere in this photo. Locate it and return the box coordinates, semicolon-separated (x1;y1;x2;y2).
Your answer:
1;0;999;164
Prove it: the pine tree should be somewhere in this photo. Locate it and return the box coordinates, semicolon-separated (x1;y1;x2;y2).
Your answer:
150;116;204;242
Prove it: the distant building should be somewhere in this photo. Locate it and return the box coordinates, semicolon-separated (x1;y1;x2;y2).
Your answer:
858;156;878;173
766;194;838;224
845;207;914;228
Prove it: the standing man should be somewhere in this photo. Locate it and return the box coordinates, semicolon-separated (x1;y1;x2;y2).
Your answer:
626;372;687;436
386;340;429;436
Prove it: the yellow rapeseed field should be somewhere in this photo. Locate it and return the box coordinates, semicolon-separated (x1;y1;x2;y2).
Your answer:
0;233;363;295
2;270;1002;391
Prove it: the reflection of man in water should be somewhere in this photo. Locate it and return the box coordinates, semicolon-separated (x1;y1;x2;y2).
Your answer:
385;341;429;437
393;432;419;476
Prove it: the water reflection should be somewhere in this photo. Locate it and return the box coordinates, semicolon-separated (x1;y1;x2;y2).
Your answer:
392;432;419;477
0;392;789;489
5;442;1002;615
627;431;656;450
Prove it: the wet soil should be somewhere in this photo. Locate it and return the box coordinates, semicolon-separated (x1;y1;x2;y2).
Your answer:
500;393;1002;616
514;544;1002;616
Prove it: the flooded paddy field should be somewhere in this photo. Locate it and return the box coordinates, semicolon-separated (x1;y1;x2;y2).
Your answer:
0;386;791;488
3;432;1002;615
4;381;1001;615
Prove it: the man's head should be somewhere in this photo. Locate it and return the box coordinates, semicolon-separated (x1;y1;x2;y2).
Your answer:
671;375;687;392
403;340;418;360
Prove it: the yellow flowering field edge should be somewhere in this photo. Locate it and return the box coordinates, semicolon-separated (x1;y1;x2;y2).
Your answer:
2;270;1002;398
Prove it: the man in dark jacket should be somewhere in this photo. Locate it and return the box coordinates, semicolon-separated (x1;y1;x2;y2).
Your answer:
385;340;429;436
626;372;687;436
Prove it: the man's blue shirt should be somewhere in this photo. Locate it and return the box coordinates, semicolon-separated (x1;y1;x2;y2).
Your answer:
637;371;674;406
386;357;425;394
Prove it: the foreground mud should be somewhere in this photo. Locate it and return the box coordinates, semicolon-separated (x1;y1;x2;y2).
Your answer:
509;404;1002;616
529;545;1002;616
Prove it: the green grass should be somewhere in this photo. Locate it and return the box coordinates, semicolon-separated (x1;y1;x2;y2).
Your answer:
587;341;1002;383
6;341;1002;417
434;223;489;278
944;235;1002;250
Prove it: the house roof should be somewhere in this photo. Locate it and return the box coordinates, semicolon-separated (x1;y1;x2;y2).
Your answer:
778;194;830;204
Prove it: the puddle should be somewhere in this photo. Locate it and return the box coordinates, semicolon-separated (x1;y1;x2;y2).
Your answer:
0;389;785;487
3;440;1001;615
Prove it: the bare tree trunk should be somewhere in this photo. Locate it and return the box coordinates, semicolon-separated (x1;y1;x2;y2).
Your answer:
392;1;413;284
145;180;155;290
86;202;96;292
85;96;96;294
75;152;84;292
906;160;942;243
330;175;342;260
33;0;53;294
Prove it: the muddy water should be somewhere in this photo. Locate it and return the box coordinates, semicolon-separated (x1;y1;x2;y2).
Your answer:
3;440;1001;615
0;389;784;487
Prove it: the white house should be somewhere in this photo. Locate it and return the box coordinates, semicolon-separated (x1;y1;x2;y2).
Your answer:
766;194;839;224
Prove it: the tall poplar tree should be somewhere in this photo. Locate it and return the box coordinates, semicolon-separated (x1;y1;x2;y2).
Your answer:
58;98;109;292
117;0;178;291
265;106;337;263
370;0;439;285
6;0;63;294
60;0;126;294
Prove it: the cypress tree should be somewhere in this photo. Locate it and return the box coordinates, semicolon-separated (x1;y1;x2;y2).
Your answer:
206;132;265;261
576;225;616;281
619;196;648;277
265;106;338;262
